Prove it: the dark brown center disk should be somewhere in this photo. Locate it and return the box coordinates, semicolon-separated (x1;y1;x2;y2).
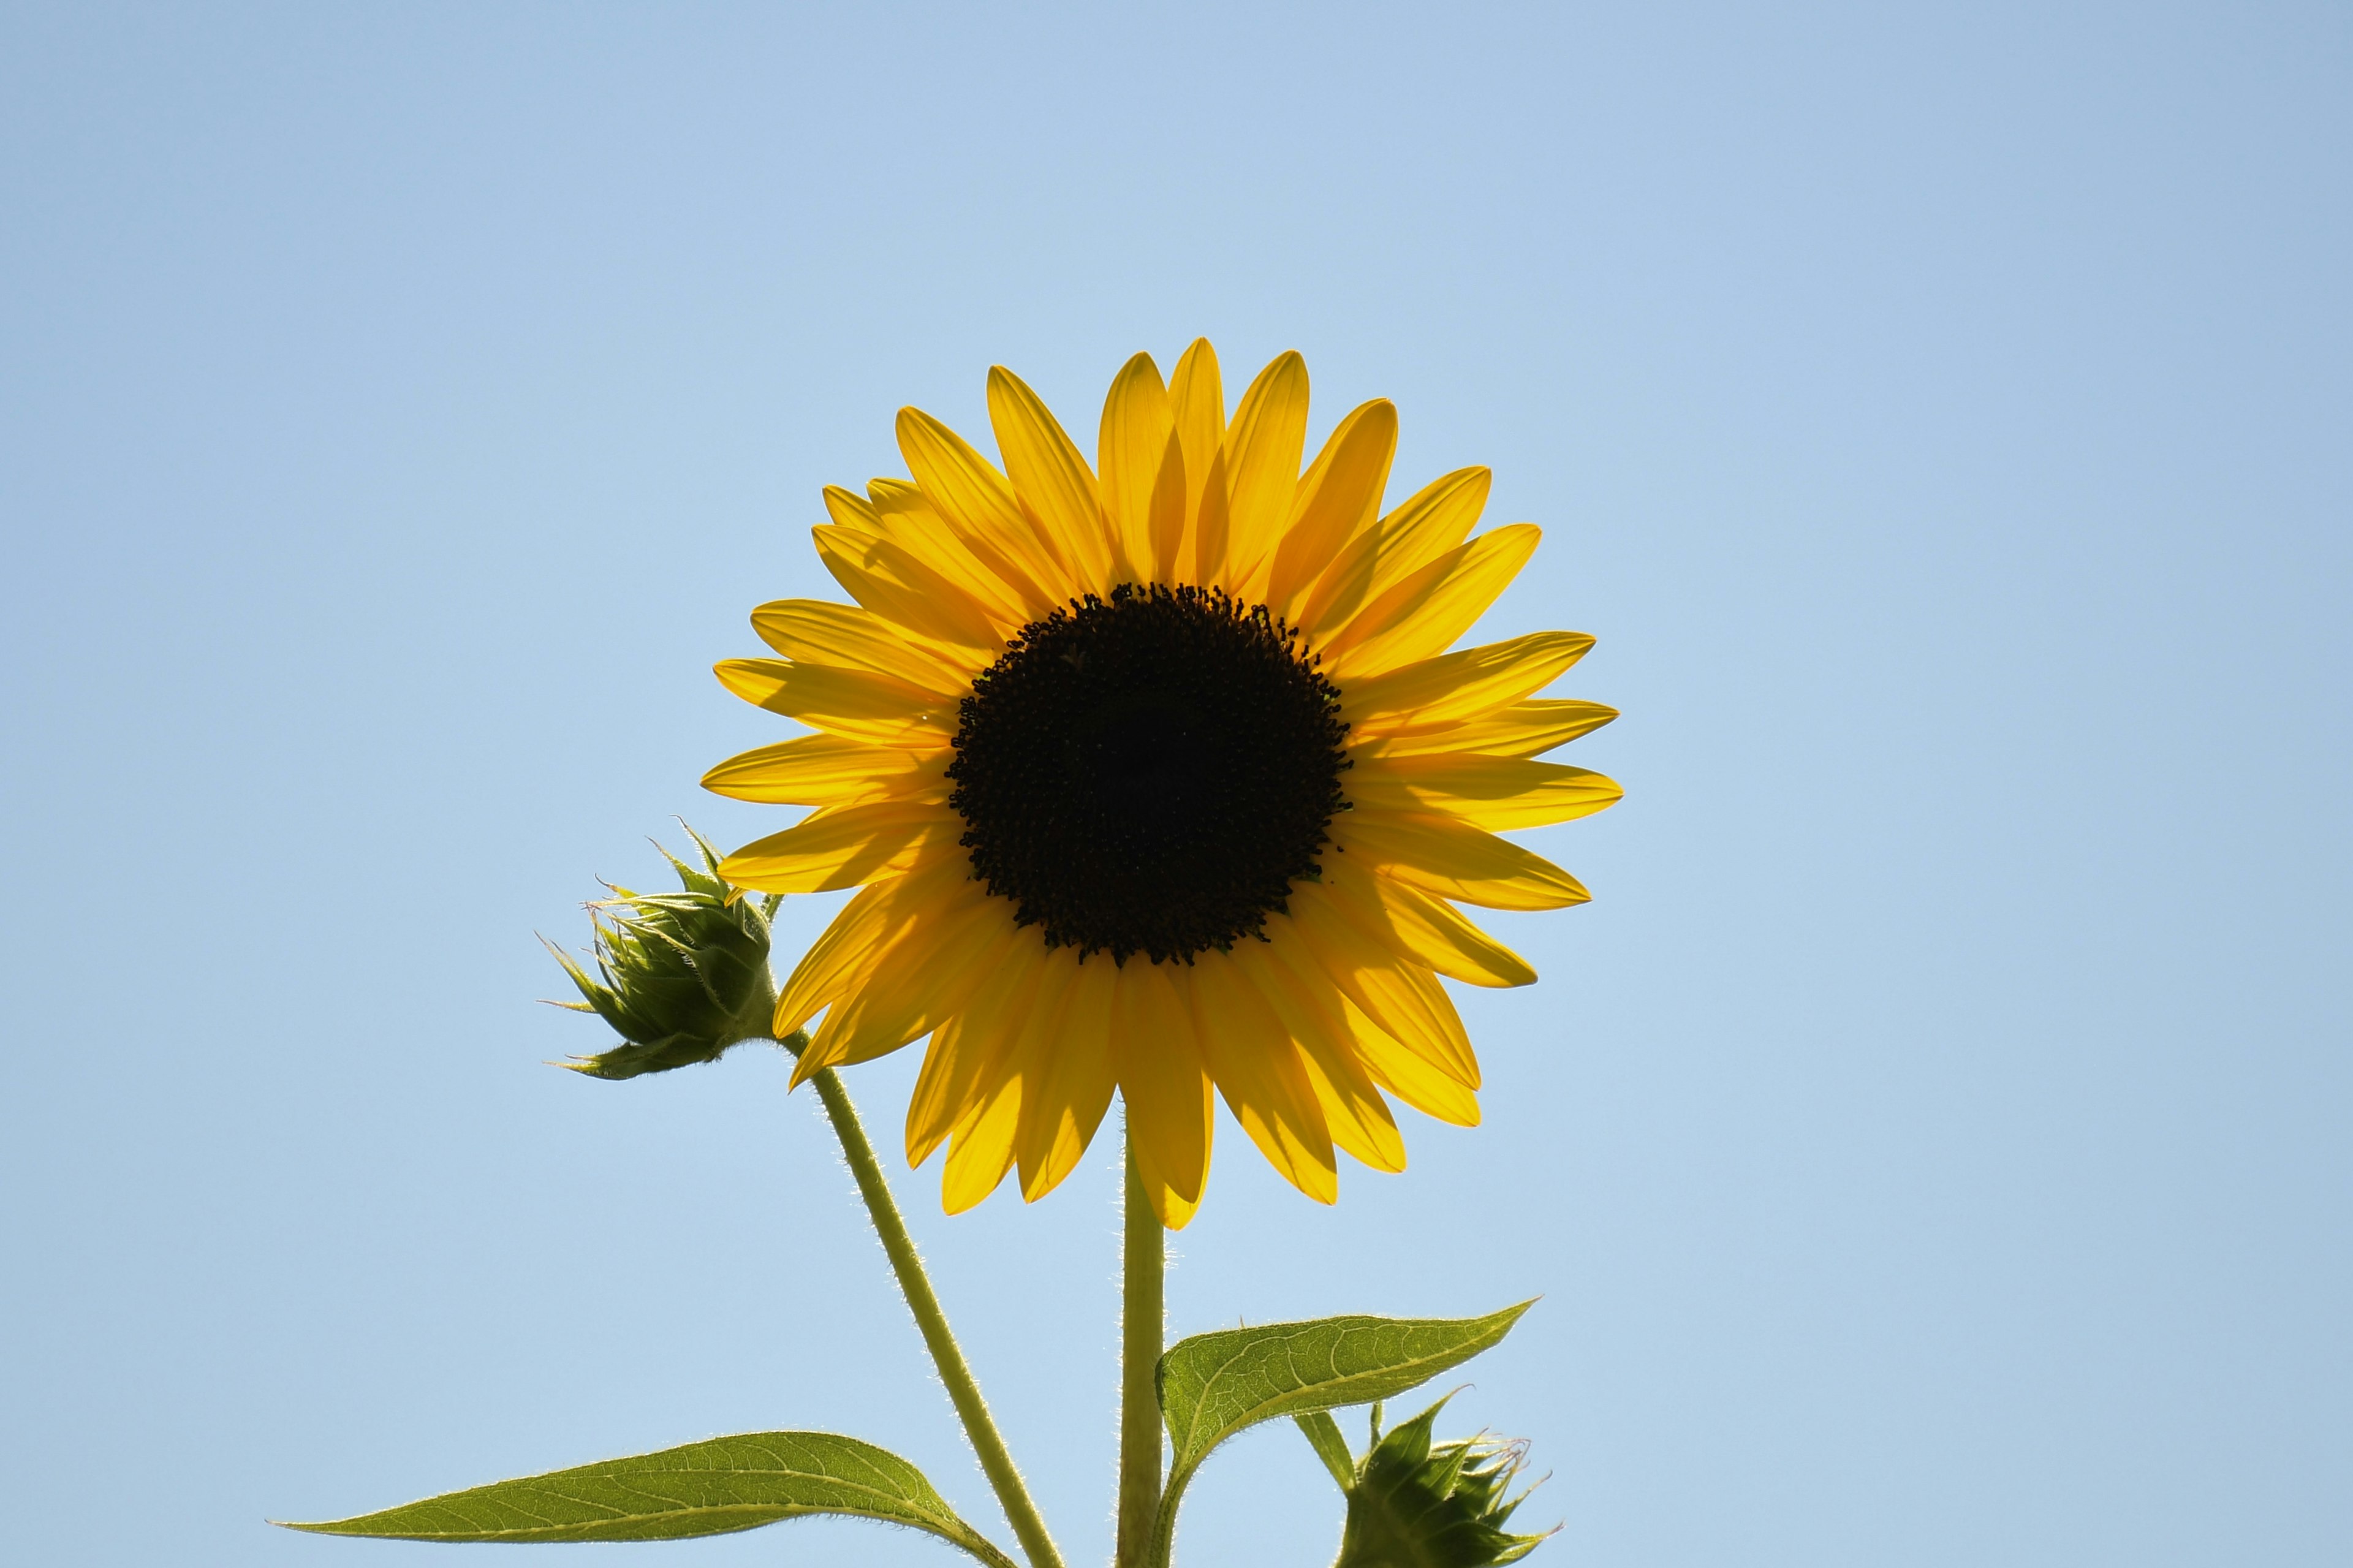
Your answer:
946;583;1350;964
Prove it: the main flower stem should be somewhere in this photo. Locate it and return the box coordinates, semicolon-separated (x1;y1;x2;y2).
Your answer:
809;1065;1066;1568
1116;1126;1164;1568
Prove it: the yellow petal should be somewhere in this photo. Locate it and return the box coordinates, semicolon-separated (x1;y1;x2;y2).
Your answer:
864;476;923;512
1146;428;1188;586
1324;523;1542;680
1366;465;1491;583
1286;881;1480;1088
1139;1168;1201;1230
1300;466;1490;639
718;800;961;894
1184;443;1232;586
1220;350;1310;597
941;1066;1023;1214
1363;699;1620;760
896;406;1074;611
820;483;890;538
1188;949;1337;1202
1336;812;1590;911
1323;858;1536;988
988;366;1113;593
1097;352;1172;585
1349;753;1624;829
1343;631;1595;736
1347;1009;1482;1127
1115;960;1212;1211
702;734;945;808
713;658;957;750
907;944;1048;1167
771;857;968;1036
1167;338;1225;561
801;883;1010;1076
748;598;974;694
812;525;1007;659
860;482;1034;629
941;945;1087;1211
1265;400;1397;622
1233;937;1405;1174
1015;953;1120;1201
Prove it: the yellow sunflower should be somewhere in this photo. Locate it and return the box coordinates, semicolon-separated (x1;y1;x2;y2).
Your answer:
705;341;1620;1227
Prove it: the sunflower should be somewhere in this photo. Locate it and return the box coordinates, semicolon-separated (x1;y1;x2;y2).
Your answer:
705;342;1619;1227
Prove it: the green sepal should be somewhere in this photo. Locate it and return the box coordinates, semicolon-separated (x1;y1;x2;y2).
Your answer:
1150;1303;1531;1564
1295;1409;1358;1490
275;1430;1018;1567
1324;1396;1554;1568
546;825;783;1078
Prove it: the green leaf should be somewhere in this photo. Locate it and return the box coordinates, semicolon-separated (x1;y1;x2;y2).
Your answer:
1295;1409;1358;1491
276;1430;1018;1567
1151;1304;1531;1564
1159;1303;1530;1479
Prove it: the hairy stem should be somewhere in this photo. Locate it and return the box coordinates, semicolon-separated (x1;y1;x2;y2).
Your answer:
1116;1126;1165;1568
809;1065;1066;1568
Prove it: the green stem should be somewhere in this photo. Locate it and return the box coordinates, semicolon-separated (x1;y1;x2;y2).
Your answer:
809;1065;1066;1568
1116;1124;1165;1568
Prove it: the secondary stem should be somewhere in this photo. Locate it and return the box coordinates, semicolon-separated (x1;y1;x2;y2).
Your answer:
1115;1125;1165;1568
809;1065;1066;1568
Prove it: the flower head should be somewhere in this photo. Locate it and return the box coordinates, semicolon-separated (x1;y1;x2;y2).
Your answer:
548;830;782;1080
707;341;1619;1222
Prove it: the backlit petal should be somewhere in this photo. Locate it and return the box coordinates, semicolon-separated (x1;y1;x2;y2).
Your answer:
907;944;1049;1167
1146;429;1188;585
941;1068;1023;1214
1188;949;1337;1202
1343;631;1595;736
813;525;1007;659
1097;352;1173;585
749;597;974;694
1167;338;1226;547
702;734;945;808
718;800;961;894
1324;523;1541;679
1362;699;1619;759
1336;812;1590;911
1287;880;1480;1088
1116;960;1212;1216
1220;350;1310;597
1265;399;1396;622
896;406;1074;610
989;366;1113;593
1235;937;1406;1174
1300;466;1490;638
713;658;956;749
771;857;969;1037
1015;954;1120;1201
862;481;1033;629
801;881;1007;1075
1350;753;1624;829
706;654;955;748
1319;856;1536;989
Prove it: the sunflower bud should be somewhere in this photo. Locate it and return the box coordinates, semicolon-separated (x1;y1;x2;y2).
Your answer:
1325;1398;1552;1568
545;828;782;1080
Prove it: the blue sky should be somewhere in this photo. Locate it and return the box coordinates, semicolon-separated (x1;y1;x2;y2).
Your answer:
2;4;2347;1565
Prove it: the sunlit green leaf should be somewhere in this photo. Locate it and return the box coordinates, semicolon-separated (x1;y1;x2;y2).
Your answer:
278;1430;1015;1566
1151;1304;1531;1562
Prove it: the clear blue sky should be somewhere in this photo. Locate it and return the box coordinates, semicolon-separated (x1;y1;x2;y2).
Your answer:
2;4;2346;1565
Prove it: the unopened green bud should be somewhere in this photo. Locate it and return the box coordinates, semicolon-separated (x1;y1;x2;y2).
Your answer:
1319;1397;1553;1568
545;827;782;1080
